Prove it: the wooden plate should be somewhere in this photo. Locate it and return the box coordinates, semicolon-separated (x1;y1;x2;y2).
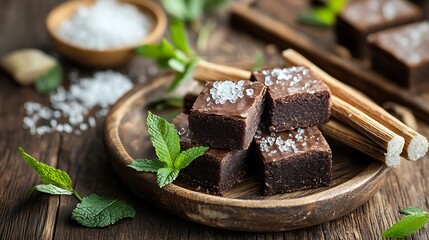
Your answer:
104;75;390;232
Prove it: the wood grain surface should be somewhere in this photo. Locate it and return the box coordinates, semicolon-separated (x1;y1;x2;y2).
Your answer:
1;0;429;239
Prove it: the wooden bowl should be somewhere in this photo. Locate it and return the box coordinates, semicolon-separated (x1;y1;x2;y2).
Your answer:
104;74;391;232
46;0;166;68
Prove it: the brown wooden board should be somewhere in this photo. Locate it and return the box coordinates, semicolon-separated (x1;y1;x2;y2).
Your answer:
2;0;429;238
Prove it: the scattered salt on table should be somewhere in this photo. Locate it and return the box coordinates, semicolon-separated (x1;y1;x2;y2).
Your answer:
58;0;152;50
23;71;133;136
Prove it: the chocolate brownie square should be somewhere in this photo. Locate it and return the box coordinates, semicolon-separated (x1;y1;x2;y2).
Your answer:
251;67;331;132
253;126;333;196
369;21;429;92
189;80;266;150
172;113;248;195
335;0;422;58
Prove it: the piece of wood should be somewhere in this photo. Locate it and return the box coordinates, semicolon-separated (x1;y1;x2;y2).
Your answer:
331;96;404;166
320;120;399;167
104;74;389;232
194;60;251;82
282;49;428;161
3;0;429;238
229;3;429;121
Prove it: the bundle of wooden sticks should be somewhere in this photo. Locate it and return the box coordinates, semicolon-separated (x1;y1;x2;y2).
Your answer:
192;49;429;167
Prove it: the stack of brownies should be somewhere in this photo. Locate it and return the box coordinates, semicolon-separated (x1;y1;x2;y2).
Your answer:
335;0;429;91
172;66;333;196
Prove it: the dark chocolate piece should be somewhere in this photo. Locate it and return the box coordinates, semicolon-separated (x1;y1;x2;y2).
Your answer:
189;80;266;150
335;0;422;58
172;113;248;195
253;126;332;196
251;67;331;132
369;21;429;92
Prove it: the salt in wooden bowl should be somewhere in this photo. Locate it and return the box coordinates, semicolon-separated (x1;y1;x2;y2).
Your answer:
46;0;166;68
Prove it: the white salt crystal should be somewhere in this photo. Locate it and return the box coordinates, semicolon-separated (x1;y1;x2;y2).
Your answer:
88;117;96;127
22;70;133;136
58;0;152;50
209;80;247;105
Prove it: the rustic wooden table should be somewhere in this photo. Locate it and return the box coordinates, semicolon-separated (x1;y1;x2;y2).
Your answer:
2;0;429;239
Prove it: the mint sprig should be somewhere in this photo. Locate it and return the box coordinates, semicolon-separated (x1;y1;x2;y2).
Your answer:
298;0;346;27
160;0;227;22
71;194;135;228
382;208;429;238
136;19;199;92
128;112;208;188
18;147;135;227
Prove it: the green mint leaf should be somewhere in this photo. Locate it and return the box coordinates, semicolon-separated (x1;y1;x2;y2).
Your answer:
168;58;186;72
154;97;184;111
252;51;264;71
156;58;171;69
167;58;199;92
400;208;427;216
170;19;192;55
71;194;135;228
382;213;429;238
156;167;179;188
128;159;165;172
298;7;335;27
146;112;181;167
136;39;176;59
187;0;205;21
18;147;73;192
175;146;208;169
32;184;73;195
135;44;164;58
35;64;62;93
160;0;187;20
327;0;346;13
204;0;228;12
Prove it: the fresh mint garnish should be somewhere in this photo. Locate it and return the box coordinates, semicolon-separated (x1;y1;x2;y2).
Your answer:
35;64;62;93
156;168;180;188
399;208;427;216
298;0;346;27
129;112;208;188
71;194;136;228
136;19;199;92
129;159;166;172
382;208;429;238
160;0;227;22
18;147;135;227
32;184;73;195
18;147;73;193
